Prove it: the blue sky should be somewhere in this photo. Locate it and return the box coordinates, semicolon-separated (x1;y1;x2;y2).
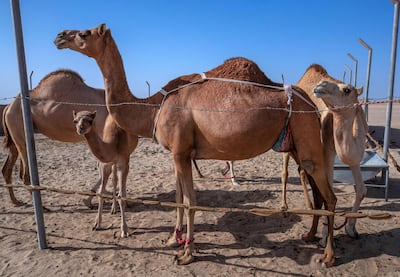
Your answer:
0;0;399;104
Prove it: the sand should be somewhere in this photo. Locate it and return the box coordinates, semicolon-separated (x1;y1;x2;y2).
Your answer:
0;103;399;276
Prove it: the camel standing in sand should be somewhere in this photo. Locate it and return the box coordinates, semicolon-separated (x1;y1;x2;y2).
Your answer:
314;80;367;238
54;23;337;267
295;64;367;239
2;70;122;208
73;110;138;237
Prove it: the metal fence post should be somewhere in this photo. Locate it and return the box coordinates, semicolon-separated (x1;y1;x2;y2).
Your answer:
10;0;47;249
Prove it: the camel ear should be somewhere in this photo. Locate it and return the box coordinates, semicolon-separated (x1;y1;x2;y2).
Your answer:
98;23;107;36
90;111;97;119
356;86;363;96
72;110;76;118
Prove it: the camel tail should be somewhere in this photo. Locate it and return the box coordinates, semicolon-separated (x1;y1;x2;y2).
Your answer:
2;105;12;149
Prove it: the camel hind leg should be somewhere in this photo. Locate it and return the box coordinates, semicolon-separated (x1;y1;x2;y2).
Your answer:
290;113;337;267
1;141;24;206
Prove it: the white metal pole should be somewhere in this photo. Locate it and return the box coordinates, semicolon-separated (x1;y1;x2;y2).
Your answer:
358;38;372;121
383;0;399;162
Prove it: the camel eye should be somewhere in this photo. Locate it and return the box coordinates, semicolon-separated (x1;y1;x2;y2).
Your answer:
343;87;351;94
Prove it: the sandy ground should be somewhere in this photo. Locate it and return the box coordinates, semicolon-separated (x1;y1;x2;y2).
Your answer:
0;104;399;276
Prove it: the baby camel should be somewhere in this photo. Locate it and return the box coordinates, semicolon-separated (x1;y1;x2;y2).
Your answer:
314;80;368;238
73;110;138;237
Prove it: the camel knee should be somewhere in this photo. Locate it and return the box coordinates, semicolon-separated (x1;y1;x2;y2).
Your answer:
300;160;315;175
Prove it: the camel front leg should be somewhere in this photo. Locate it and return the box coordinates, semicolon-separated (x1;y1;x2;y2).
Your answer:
171;154;196;265
110;164;118;214
299;168;313;209
166;168;185;248
117;162;129;238
345;165;366;238
281;153;289;211
93;163;112;232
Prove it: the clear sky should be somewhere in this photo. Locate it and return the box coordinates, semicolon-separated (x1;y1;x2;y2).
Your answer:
0;0;399;104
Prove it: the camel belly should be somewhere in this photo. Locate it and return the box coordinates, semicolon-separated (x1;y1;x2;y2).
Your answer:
157;106;287;160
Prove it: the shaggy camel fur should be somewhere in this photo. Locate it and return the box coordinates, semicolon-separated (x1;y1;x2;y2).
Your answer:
54;23;337;267
314;80;367;239
73;110;138;238
1;70;120;208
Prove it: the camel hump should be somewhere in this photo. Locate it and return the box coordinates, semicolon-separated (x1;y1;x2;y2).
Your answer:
208;57;280;85
36;69;84;88
305;64;328;76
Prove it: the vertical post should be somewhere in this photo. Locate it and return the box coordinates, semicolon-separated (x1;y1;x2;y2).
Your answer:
344;64;353;84
358;38;373;121
348;53;358;87
10;0;47;249
383;0;399;162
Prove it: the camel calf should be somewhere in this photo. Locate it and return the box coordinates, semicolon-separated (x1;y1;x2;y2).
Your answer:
73;110;138;238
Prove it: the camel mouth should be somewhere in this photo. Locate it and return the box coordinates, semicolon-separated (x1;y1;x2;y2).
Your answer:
313;87;327;98
54;38;67;49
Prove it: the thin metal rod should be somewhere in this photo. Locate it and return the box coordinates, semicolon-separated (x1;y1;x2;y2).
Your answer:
383;0;399;162
10;0;47;249
358;38;372;121
344;64;353;84
348;53;358;87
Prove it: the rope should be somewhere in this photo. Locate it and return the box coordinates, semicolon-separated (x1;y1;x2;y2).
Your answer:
367;132;400;172
23;95;400;114
2;183;392;221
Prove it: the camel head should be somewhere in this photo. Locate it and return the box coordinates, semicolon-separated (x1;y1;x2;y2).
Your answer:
54;23;108;58
72;110;97;135
313;80;363;110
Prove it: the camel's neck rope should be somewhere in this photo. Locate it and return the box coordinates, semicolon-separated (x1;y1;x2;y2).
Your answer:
152;73;311;143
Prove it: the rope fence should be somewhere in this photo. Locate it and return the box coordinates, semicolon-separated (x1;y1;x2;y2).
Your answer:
1;182;393;221
1;95;400;115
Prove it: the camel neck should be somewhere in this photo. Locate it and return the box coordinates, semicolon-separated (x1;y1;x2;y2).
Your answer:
93;32;160;138
96;33;132;103
331;107;366;163
84;129;112;163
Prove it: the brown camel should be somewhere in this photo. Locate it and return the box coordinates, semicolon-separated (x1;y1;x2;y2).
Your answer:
54;23;337;267
73;110;138;237
2;69;120;208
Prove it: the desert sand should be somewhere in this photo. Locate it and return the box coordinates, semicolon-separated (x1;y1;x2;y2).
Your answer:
0;103;399;276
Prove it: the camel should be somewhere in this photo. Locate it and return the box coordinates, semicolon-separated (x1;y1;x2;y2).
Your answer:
54;23;337;267
2;69;121;209
73;110;138;237
295;64;368;240
314;80;367;239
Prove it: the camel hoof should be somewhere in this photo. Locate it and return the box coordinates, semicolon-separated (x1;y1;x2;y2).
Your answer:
83;198;94;209
13;200;25;207
345;224;359;239
92;222;101;231
166;236;180;248
120;231;129;238
301;232;317;243
316;255;335;268
174;252;194;265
